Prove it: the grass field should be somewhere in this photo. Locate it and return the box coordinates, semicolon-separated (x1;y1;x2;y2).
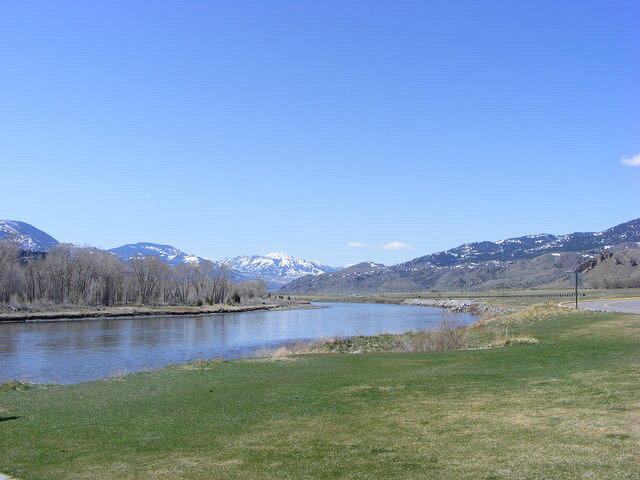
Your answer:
1;307;639;479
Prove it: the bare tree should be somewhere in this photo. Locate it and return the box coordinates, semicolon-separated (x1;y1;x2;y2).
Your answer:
129;256;169;304
0;240;263;308
22;254;45;303
230;279;266;304
190;261;214;302
95;251;126;305
0;242;21;303
209;264;230;304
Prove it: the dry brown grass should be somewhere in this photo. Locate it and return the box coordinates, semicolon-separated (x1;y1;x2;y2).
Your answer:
487;335;539;348
168;357;226;371
0;379;36;393
253;339;332;358
256;320;490;357
475;303;586;329
392;320;470;352
256;317;542;358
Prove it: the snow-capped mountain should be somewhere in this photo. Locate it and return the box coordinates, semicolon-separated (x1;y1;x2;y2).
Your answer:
108;242;204;266
403;218;640;268
106;245;337;289
0;221;340;288
3;217;639;293
226;252;338;284
0;220;59;252
283;218;640;293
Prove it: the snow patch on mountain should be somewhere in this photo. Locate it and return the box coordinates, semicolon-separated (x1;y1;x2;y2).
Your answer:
106;244;337;289
0;220;59;252
107;243;207;267
282;218;640;293
225;252;337;281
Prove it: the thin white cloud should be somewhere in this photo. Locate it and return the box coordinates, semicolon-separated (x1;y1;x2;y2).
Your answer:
379;241;414;251
347;241;371;248
620;153;640;166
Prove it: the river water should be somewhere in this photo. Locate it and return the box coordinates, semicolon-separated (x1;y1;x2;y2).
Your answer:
0;302;474;384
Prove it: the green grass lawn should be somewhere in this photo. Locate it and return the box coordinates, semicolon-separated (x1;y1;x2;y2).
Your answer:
1;309;639;479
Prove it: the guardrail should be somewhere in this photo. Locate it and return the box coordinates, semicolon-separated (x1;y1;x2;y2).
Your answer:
416;293;586;299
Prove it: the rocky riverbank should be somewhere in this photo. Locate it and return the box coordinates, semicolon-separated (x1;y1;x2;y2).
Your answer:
402;298;514;316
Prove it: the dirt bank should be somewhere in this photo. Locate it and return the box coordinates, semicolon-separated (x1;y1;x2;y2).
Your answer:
0;301;316;323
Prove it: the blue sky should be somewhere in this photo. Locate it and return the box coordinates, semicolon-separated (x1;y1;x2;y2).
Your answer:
1;0;638;266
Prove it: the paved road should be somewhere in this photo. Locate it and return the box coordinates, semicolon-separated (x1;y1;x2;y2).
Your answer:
579;298;640;314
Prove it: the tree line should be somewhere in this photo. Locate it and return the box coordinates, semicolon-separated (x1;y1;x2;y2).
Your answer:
0;242;266;306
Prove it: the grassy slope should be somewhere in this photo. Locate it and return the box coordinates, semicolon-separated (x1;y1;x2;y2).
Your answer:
1;310;639;479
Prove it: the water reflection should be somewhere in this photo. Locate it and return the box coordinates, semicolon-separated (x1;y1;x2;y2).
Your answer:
0;303;474;384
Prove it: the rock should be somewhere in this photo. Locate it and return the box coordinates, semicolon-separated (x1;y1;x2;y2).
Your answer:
402;298;512;316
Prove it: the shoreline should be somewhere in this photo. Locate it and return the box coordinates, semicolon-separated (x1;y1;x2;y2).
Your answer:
0;301;318;324
400;298;513;316
291;294;514;317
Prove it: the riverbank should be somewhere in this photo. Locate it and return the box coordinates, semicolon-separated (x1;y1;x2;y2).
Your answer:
260;303;570;357
0;301;316;323
288;293;514;317
289;288;640;310
400;297;513;316
1;306;638;479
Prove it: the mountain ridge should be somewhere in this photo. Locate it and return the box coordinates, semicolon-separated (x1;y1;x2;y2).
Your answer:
0;220;59;252
3;217;639;293
282;218;640;293
107;242;203;266
106;244;339;289
0;221;338;290
225;252;338;284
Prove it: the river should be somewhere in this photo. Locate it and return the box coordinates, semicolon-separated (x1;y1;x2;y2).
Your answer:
0;302;475;384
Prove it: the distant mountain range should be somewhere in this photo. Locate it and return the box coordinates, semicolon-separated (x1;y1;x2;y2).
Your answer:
3;217;639;292
225;252;337;281
282;218;640;293
0;220;338;290
106;244;338;289
106;244;337;288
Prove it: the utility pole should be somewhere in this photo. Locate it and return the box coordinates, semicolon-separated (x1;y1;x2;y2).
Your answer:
575;271;579;309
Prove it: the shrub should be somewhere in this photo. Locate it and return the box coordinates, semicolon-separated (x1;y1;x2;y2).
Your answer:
476;303;584;329
488;336;539;348
395;320;470;352
0;380;36;393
